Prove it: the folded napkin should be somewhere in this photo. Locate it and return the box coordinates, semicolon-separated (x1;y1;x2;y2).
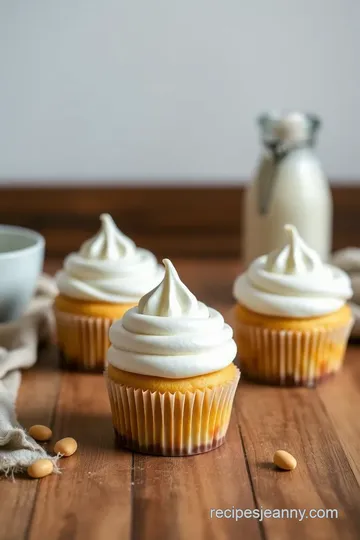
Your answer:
332;248;360;338
0;274;59;476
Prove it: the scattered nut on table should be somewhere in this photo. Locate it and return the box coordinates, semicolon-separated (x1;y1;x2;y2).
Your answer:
28;425;52;441
54;437;78;457
273;450;297;471
27;459;54;479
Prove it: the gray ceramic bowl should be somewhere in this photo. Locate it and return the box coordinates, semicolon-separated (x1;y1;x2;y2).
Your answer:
0;225;45;322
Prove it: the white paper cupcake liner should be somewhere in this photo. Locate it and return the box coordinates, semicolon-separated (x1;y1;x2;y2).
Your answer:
236;320;353;387
105;368;240;456
55;309;114;371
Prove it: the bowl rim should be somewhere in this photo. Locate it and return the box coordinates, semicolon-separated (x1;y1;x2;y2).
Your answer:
0;225;45;259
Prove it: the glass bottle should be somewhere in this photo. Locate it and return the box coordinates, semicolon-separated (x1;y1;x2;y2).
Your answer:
243;112;332;267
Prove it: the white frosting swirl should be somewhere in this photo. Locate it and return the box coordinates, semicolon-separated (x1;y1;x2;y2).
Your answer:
107;259;237;378
56;214;164;303
233;225;353;318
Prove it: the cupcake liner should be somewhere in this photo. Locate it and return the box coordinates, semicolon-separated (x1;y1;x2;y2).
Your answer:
235;319;353;387
105;368;240;456
55;309;114;371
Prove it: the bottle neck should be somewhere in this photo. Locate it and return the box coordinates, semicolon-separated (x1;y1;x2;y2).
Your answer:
264;139;313;164
259;112;320;160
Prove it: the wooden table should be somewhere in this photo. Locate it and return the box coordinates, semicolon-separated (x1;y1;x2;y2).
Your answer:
2;259;360;540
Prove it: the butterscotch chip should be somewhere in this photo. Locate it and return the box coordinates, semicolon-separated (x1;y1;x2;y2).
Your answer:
28;425;52;441
54;437;78;457
27;459;54;479
273;450;297;471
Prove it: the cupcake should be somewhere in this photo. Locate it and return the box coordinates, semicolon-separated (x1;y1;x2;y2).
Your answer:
54;214;163;371
233;225;353;387
105;258;240;456
331;248;360;338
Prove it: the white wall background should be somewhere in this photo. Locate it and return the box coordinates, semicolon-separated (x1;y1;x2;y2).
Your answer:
0;0;359;186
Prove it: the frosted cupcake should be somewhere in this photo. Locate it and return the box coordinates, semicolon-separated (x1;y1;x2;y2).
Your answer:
233;225;353;387
105;259;240;456
54;214;163;371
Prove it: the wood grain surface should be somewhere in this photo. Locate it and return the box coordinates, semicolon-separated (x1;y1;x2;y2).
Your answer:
0;186;359;258
1;258;360;540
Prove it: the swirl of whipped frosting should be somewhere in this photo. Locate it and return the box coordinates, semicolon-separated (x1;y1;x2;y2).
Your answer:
233;225;353;318
107;259;237;378
56;214;164;303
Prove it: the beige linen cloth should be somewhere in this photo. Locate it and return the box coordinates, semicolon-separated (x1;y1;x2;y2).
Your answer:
0;274;58;475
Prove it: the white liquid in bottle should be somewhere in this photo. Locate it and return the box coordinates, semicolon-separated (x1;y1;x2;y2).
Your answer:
243;112;332;267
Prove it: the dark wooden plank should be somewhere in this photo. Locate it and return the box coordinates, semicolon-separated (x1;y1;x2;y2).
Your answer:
0;345;61;540
235;381;360;540
0;186;242;259
132;413;262;540
0;186;358;258
318;348;360;484
40;228;240;260
128;259;260;540
27;372;132;540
